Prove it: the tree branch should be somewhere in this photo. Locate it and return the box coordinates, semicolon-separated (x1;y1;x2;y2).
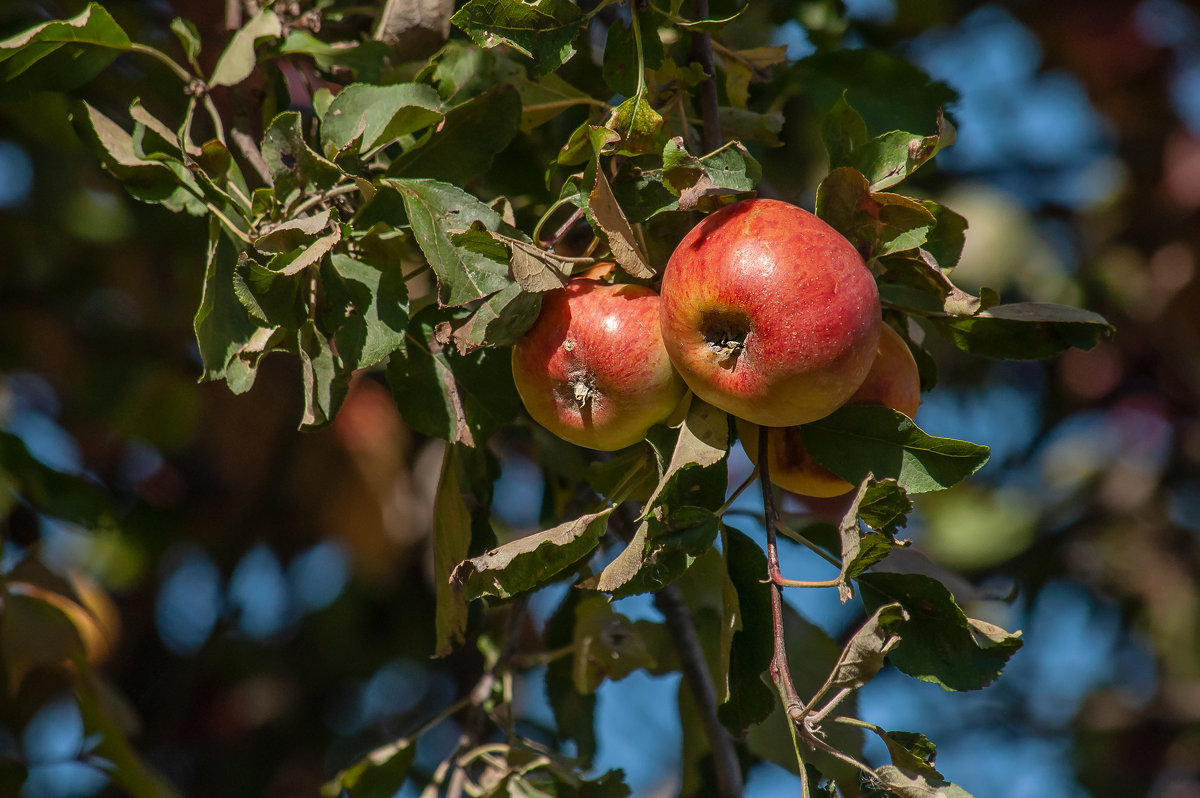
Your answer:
690;0;722;152
654;584;744;798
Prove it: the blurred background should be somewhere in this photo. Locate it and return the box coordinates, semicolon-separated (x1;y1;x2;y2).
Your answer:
1;0;1198;796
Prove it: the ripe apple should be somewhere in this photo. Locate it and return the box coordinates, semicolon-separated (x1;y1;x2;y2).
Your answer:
740;324;921;497
659;198;881;427
512;275;688;451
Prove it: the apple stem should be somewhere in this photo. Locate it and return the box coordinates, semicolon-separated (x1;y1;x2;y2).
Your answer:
571;380;591;408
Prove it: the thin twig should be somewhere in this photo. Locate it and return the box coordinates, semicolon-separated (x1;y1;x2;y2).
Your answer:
653;584;744;798
758;427;805;721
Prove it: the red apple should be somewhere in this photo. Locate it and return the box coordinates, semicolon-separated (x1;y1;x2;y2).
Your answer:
740;324;921;497
512;276;688;451
659;198;881;427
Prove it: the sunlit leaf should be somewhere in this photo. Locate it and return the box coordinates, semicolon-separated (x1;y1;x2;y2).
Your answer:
804;406;989;494
0;4;131;100
453;508;612;600
451;0;584;75
261;111;344;202
584;507;718;597
320;82;444;157
209;8;282;87
644;399;728;509
71;101;206;216
387;178;510;306
816;167;936;258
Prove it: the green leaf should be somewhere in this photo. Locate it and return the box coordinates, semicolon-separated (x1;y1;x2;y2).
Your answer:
803;405;990;495
320;82;444;157
833;112;956;192
451;0;584;75
920;200;969;271
0;4;131;101
584;507;718;597
261;112;344;203
322;739;414;798
791;50;958;137
608;96;664;156
432;444;475;656
321;253;409;371
234;253;305;328
662;138;761;212
644;399;728;509
209;8;282;87
387;178;512;306
385;305;519;445
170;18;201;66
277;31;391;84
859;572;1022;691
434;281;542;355
833;478;909;601
866;766;975;798
931;302;1114;360
515;71;601;132
253;209;333;253
718;107;784;146
821;93;868;169
602;15;663;98
587;444;660;505
880;251;984;317
417;40;525;104
828;603;908;691
71;101;206;216
857;479;913;536
298;321;350;429
815;167;936;258
572;595;659;692
718;526;776;734
390;84;522;184
586;128;653;278
195;217;261;391
452;508;612;600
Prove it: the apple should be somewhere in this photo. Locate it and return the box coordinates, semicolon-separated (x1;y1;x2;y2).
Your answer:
512;275;688;451
739;324;921;497
659;198;881;427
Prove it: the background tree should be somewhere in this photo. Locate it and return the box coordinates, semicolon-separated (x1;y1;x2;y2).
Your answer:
0;1;1189;797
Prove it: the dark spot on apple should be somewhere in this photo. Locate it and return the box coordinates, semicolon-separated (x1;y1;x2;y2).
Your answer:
700;309;751;369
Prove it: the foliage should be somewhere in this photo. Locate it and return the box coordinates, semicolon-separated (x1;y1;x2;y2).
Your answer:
0;2;1116;797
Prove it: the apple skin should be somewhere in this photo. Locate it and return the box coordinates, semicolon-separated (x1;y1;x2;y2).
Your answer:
512;276;687;451
740;324;921;497
659;198;881;427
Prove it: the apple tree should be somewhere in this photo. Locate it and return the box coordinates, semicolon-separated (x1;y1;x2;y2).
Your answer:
0;2;1113;797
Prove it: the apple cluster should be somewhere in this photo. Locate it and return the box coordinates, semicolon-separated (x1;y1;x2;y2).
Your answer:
512;198;921;497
